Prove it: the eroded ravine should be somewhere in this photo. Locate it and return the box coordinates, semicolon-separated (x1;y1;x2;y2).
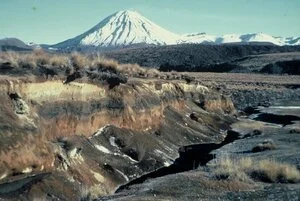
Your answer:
100;104;300;201
103;104;300;200
115;130;241;193
0;76;236;200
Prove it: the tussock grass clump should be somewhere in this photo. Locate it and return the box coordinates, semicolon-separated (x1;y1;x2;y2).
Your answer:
253;160;300;183
49;54;69;67
71;52;89;70
0;51;20;68
213;157;252;182
91;55;118;72
0;51;161;89
252;140;276;153
212;157;300;183
0;50;159;78
146;68;160;77
118;63;146;76
0;49;68;68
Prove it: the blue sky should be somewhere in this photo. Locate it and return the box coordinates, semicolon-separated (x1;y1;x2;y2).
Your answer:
0;0;299;44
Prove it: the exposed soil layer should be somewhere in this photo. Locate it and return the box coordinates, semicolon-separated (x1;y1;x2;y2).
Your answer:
0;70;236;200
100;106;300;201
116;130;240;193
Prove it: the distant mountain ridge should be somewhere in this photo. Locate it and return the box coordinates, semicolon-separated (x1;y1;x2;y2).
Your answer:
180;33;300;46
1;10;299;50
51;10;300;49
0;38;33;51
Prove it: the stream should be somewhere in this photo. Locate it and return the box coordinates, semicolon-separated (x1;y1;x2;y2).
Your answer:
115;105;300;193
115;130;240;193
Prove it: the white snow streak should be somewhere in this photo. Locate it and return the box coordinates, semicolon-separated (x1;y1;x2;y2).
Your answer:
95;145;111;154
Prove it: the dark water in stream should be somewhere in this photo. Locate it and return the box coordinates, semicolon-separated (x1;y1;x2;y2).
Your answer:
116;105;300;193
115;130;240;193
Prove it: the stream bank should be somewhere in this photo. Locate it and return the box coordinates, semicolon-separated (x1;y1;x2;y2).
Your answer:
99;104;300;201
116;130;241;193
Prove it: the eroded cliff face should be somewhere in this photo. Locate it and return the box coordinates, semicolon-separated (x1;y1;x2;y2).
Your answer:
0;75;236;200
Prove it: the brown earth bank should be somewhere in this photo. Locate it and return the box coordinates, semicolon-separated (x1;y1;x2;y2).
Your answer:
0;52;299;200
0;58;236;200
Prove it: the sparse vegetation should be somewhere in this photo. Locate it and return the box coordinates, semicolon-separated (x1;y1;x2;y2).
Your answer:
0;50;164;89
290;129;300;134
79;184;107;200
181;74;195;83
104;44;300;73
0;50;159;78
71;52;89;70
0;49;69;69
252;140;276;152
211;157;300;183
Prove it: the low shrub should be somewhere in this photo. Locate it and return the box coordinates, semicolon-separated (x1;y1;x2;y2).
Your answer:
0;51;159;79
211;157;300;183
252;140;276;153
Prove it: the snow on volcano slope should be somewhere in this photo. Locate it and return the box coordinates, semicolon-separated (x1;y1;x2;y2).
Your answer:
54;10;181;48
181;33;291;46
217;34;242;44
215;33;284;45
179;33;218;44
52;10;299;48
239;33;285;46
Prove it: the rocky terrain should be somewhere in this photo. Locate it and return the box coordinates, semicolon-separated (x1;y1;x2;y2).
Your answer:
181;72;300;110
0;38;33;52
0;51;299;200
